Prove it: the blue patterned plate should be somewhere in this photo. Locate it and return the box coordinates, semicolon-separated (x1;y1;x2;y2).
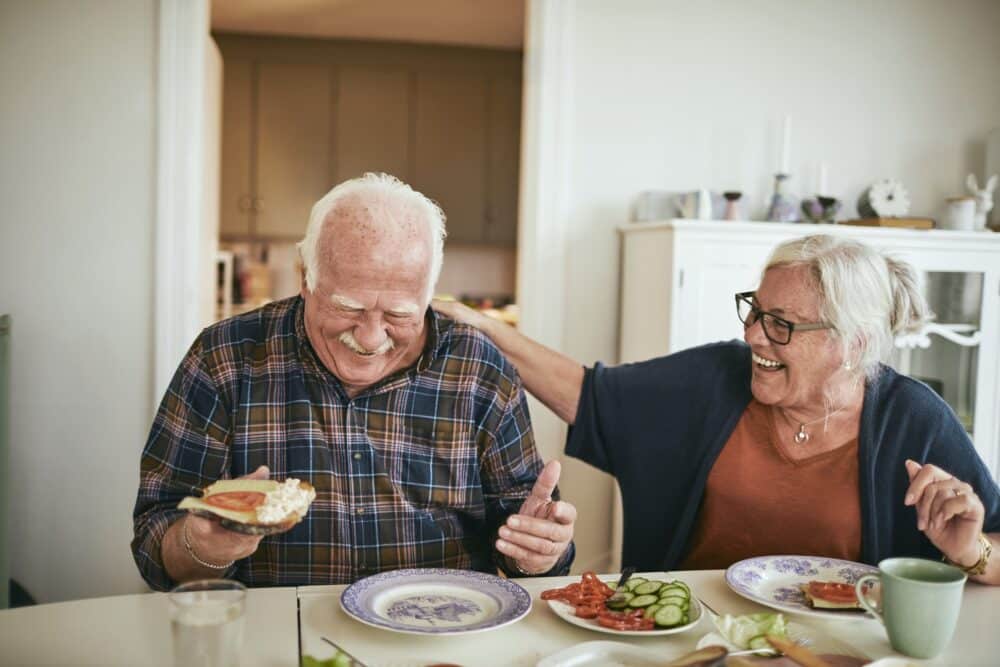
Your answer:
340;568;532;635
725;555;877;620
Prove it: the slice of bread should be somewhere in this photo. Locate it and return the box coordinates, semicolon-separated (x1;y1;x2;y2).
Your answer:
178;479;315;534
799;582;863;610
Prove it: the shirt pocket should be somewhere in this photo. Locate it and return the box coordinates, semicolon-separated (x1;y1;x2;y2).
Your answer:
390;417;482;513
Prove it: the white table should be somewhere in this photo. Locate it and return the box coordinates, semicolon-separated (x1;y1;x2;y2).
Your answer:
0;587;298;666
299;570;1000;667
1;571;995;666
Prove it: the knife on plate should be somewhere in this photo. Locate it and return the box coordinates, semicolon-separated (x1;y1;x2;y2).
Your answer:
605;565;637;606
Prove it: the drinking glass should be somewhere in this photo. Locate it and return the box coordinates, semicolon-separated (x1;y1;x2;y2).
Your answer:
169;579;247;667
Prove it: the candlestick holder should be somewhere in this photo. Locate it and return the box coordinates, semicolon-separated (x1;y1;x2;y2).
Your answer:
801;195;842;223
766;173;799;222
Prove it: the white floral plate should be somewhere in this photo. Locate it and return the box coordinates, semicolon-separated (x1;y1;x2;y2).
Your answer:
340;568;531;635
725;555;877;620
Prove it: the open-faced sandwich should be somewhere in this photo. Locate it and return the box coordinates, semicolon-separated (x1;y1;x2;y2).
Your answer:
178;478;316;535
799;581;863;610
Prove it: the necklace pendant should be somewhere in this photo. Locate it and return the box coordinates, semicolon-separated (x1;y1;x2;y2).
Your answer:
794;424;809;444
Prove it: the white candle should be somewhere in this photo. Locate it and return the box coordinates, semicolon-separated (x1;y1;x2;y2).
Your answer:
818;161;828;194
780;115;791;174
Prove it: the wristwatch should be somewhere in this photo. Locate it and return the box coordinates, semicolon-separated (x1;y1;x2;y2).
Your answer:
946;533;992;576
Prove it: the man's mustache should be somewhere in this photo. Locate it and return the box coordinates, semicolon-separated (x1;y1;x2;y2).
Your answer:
338;331;395;356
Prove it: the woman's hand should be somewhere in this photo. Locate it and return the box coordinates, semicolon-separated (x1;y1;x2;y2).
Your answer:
432;298;492;330
904;459;985;567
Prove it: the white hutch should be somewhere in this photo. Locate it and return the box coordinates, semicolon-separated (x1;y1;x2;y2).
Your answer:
618;219;1000;481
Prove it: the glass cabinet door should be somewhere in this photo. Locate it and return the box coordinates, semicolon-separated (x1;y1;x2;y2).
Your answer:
891;272;982;437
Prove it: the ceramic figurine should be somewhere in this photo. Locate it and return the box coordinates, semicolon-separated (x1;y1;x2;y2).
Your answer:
966;173;998;231
766;173;799;222
800;195;841;223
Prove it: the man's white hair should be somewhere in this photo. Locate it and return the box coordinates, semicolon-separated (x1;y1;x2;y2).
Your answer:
298;173;447;300
763;234;931;379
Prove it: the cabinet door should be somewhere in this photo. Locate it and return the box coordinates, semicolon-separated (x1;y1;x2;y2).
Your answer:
333;67;409;183
485;76;521;245
220;59;253;237
256;63;332;238
413;71;488;243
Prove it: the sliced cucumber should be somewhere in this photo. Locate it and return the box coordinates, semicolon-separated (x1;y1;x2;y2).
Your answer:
668;579;691;595
660;596;689;611
627;594;658;608
658;585;689;600
606;582;618;591
653;604;685;627
624;577;648;591
748;635;771;651
632;580;663;596
605;592;632;610
643;603;663;620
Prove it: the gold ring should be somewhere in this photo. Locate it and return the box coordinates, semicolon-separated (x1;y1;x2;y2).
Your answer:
953;488;963;497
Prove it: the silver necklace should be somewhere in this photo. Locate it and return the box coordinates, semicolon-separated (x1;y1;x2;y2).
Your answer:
790;406;847;444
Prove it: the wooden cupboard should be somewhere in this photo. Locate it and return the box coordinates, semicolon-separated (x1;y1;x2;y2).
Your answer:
215;34;522;244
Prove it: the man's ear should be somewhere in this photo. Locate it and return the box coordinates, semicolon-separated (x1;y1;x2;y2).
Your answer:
298;263;308;297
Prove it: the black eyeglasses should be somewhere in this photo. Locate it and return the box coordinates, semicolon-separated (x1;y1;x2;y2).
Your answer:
735;291;833;345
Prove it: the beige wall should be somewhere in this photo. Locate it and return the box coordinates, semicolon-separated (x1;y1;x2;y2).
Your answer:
541;0;1000;572
0;0;156;602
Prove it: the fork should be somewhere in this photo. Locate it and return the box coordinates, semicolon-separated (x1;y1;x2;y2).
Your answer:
605;565;637;605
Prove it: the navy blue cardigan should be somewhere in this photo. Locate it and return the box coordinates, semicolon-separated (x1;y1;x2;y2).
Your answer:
566;341;1000;571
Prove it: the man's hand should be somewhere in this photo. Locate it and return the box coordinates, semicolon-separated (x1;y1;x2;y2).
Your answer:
164;465;270;581
904;459;985;567
495;460;577;575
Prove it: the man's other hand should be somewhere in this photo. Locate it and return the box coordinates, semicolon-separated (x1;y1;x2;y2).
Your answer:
495;460;577;575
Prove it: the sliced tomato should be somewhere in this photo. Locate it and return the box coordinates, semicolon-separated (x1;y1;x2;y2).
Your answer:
204;491;266;511
807;581;858;604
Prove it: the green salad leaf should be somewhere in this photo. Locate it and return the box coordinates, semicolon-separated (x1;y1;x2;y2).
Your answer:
714;612;788;648
301;651;354;667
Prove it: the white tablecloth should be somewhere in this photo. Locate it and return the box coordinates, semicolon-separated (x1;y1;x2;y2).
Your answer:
299;570;998;667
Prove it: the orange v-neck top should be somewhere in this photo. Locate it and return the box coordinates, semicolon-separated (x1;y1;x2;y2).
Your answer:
678;399;862;570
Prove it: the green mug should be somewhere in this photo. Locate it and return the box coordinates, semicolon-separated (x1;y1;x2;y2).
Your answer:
855;557;966;659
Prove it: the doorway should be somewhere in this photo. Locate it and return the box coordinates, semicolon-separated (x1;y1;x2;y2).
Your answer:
208;1;526;328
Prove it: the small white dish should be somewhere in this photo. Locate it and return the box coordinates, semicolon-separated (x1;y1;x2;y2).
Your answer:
536;640;665;667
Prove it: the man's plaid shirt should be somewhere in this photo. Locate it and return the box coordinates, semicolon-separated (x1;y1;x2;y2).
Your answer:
132;296;571;590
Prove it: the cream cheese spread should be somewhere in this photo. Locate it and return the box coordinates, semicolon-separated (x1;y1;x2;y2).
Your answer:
255;478;316;524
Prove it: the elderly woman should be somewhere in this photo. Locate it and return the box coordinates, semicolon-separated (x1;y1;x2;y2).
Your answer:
435;234;1000;584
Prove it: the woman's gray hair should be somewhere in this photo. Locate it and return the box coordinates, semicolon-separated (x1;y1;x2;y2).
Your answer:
763;234;931;378
298;172;447;300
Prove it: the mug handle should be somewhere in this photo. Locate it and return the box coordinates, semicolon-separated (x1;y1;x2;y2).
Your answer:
855;574;883;623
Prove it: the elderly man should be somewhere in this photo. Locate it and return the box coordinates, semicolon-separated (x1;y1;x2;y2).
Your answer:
132;173;576;590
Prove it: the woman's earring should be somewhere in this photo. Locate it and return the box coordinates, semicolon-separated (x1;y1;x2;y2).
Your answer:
843;360;853;370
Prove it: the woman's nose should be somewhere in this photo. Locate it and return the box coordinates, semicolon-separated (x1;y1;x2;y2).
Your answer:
743;315;768;345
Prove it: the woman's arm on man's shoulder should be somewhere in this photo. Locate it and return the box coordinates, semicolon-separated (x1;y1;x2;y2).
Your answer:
433;299;584;424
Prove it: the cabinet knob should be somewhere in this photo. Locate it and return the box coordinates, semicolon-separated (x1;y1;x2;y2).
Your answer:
238;195;252;212
253;197;264;212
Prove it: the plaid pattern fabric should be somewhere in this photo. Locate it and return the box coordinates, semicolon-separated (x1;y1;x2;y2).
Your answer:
132;296;569;591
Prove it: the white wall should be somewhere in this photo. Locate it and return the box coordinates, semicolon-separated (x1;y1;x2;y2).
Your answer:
533;0;1000;571
0;1;156;602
